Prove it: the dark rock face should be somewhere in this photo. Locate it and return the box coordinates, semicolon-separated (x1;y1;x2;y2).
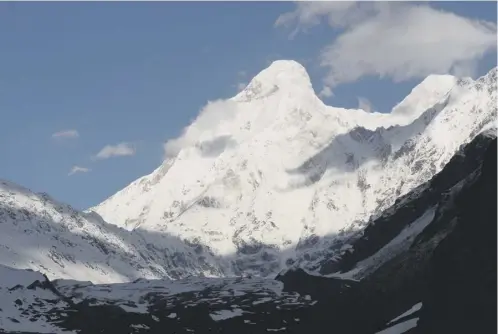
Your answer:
1;134;496;334
415;138;497;334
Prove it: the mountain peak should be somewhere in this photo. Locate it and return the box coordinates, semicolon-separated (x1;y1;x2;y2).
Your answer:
391;73;457;117
258;60;309;78
235;60;313;101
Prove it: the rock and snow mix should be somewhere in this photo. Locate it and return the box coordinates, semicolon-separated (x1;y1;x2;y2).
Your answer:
0;265;75;334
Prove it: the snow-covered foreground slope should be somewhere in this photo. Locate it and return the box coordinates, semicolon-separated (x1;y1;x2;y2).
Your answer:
92;60;497;276
0;180;231;283
0;264;74;333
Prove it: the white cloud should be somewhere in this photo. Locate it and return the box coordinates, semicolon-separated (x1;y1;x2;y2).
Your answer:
277;2;497;86
94;142;136;160
357;97;374;113
451;59;480;78
237;70;247;77
236;82;247;92
68;165;90;176
164;99;238;158
318;85;333;98
276;2;377;39
52;129;79;139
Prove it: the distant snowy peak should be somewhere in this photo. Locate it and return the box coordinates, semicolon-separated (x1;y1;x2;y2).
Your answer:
392;74;457;117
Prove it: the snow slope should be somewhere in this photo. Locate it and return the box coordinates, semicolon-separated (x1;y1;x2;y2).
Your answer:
0;263;316;334
0;265;74;333
91;60;497;277
0;180;229;283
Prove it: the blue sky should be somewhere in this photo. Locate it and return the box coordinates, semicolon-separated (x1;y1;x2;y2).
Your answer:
1;2;496;210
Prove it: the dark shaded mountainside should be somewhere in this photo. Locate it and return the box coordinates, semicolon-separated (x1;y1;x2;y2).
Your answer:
277;131;497;334
0;131;496;334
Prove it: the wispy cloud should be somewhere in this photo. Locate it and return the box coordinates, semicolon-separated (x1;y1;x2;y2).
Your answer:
94;142;136;160
357;97;374;113
52;129;79;139
318;86;333;99
277;2;497;87
236;82;247;92
68;165;91;176
276;2;366;39
164;99;239;158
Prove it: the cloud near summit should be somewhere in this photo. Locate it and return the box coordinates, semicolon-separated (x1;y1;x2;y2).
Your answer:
164;99;239;158
277;2;497;90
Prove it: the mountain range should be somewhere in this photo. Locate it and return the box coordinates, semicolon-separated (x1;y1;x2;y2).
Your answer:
0;60;496;333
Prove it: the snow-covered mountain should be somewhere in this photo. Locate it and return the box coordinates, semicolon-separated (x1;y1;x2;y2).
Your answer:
1;130;495;334
0;60;495;287
91;60;497;277
0;180;230;283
